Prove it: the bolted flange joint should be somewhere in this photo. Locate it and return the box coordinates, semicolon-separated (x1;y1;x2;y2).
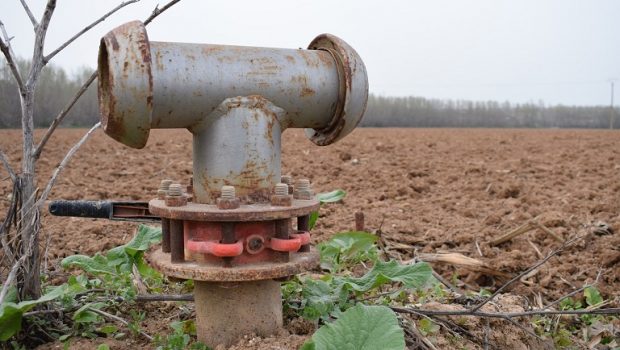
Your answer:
271;183;293;207
293;179;314;200
165;183;187;207
217;185;241;209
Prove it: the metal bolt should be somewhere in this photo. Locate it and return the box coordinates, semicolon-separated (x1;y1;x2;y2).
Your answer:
168;183;183;197
296;179;310;191
217;185;240;209
165;183;187;207
157;179;173;199
274;183;288;196
271;183;293;206
221;185;236;200
281;175;294;195
293;179;313;200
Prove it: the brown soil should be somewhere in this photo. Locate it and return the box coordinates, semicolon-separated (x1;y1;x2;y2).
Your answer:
1;128;619;349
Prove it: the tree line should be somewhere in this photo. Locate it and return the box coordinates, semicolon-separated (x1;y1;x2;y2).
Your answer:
1;58;617;129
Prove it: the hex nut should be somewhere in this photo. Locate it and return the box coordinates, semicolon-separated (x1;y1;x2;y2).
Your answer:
216;197;241;210
271;194;292;207
293;179;313;200
165;195;187;207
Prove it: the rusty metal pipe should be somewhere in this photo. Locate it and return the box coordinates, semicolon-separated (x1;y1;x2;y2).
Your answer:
98;20;368;149
192;96;282;203
170;219;184;263
149;41;339;130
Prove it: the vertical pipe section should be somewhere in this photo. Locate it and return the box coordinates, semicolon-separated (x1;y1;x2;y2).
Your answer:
194;280;282;348
297;215;310;252
192;96;283;204
170;219;184;263
274;219;291;262
221;223;235;267
161;218;171;253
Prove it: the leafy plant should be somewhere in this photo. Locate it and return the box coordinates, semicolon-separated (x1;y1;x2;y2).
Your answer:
154;320;210;350
0;225;162;342
308;190;346;230
317;231;378;272
61;225;163;299
301;304;405;350
284;230;434;321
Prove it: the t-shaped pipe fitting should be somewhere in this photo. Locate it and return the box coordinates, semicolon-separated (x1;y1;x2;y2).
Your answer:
98;21;368;203
98;20;368;149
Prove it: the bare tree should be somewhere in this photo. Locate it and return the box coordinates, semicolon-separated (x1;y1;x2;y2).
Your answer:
0;0;181;302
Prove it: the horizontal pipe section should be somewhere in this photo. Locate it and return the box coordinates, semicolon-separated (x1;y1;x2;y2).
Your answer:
149;42;339;130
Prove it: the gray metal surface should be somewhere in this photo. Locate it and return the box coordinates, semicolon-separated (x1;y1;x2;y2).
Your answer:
192;97;283;203
97;20;368;149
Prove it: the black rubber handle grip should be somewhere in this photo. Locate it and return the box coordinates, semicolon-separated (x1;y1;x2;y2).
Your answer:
48;200;112;219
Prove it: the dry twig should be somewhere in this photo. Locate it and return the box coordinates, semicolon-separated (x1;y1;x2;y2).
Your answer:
0;150;16;182
44;0;140;63
471;235;583;313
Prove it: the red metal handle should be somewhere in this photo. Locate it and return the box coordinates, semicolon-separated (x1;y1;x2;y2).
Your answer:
290;231;310;245
186;239;244;257
270;236;302;252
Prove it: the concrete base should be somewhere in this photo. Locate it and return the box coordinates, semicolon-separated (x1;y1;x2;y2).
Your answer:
194;280;283;348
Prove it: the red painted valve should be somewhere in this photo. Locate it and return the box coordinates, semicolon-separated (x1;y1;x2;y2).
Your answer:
290;231;310;245
187;239;244;257
269;236;302;252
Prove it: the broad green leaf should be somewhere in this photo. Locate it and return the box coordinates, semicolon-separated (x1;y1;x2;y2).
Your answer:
61;254;115;275
301;278;340;320
308;211;319;230
584;286;603;306
73;302;105;324
0;303;23;341
318;231;379;272
344;260;433;292
96;345;111;350
419;318;440;335
316;190;346;203
98;325;118;334
123;225;162;257
302;304;405;350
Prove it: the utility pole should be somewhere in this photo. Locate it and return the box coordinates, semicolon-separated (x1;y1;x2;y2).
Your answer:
611;82;615;129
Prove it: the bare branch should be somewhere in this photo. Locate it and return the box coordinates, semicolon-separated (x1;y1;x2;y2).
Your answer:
44;0;140;63
392;306;620;319
0;150;16;182
87;307;153;341
33;71;97;158
143;0;182;25
34;0;182;157
19;0;38;28
135;293;193;302
469;234;584;313
542;270;602;311
0;211;39;304
36;122;101;208
29;0;56;74
0;253;28;304
0;20;25;91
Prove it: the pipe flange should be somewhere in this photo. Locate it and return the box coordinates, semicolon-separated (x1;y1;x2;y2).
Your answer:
306;34;369;146
98;20;153;149
149;198;319;222
150;249;319;281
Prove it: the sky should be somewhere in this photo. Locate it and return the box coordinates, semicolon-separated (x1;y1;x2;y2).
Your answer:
1;0;619;106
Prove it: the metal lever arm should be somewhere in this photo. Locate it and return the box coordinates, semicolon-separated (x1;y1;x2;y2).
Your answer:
48;200;160;222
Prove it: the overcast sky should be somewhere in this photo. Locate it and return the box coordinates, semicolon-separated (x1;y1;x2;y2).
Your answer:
1;0;619;106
